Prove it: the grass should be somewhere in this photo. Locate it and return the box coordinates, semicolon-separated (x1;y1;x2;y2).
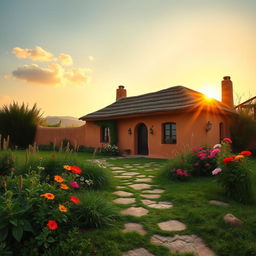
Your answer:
1;150;256;256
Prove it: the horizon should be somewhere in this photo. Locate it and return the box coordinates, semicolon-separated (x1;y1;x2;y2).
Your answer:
1;0;256;118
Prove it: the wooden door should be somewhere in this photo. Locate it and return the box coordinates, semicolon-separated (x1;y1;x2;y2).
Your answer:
137;123;148;155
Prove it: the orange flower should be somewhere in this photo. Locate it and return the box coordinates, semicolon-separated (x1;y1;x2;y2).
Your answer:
40;193;55;200
47;220;58;230
60;184;69;190
58;204;68;212
54;175;64;183
64;165;72;171
235;155;244;160
71;166;82;174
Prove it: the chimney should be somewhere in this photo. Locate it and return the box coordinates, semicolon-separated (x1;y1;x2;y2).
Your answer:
221;76;234;108
116;85;127;101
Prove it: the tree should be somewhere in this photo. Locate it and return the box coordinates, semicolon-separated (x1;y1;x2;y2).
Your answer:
0;102;43;148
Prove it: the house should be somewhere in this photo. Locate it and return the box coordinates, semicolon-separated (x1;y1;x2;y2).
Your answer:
79;76;237;158
235;96;256;120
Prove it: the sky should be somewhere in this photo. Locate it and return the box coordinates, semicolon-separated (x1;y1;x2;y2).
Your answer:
0;0;256;118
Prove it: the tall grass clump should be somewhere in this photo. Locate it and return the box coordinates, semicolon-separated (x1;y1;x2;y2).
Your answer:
72;191;119;228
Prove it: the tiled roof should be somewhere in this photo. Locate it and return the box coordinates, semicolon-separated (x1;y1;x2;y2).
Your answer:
80;86;236;120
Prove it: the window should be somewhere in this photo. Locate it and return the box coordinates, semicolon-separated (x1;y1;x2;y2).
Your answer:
163;123;176;144
101;126;109;142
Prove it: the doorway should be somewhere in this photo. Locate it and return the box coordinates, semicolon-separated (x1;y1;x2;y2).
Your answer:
137;123;148;155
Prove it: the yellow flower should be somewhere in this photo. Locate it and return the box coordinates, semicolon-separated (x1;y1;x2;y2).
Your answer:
235;155;244;160
54;175;64;183
60;184;69;190
64;165;72;171
40;193;55;200
58;204;68;212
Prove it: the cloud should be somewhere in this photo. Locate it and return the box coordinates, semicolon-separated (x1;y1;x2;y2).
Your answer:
12;46;54;62
12;64;90;86
58;53;73;66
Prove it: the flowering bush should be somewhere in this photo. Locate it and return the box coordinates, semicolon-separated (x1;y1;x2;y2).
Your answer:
213;140;254;204
170;168;190;181
99;144;119;156
190;146;220;176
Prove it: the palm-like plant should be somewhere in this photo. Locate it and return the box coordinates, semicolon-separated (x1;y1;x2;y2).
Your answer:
0;102;43;148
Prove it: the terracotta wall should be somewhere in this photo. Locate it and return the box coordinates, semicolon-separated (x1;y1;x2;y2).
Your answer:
116;111;231;158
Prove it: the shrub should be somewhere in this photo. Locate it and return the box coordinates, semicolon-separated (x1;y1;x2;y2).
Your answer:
0;151;16;176
98;144;119;156
214;141;255;204
72;192;119;228
159;153;192;181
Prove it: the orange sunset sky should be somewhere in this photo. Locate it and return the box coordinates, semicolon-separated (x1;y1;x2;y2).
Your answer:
0;0;255;118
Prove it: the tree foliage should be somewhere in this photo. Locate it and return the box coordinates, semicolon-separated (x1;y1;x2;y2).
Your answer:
0;102;43;148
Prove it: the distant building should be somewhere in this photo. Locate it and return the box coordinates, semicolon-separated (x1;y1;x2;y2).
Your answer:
235;96;256;120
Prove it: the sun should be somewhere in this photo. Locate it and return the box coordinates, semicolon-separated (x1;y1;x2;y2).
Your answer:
200;85;220;101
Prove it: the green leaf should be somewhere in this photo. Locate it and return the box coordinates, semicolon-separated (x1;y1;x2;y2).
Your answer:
23;220;33;232
9;219;18;226
0;227;9;241
47;236;55;243
12;226;23;242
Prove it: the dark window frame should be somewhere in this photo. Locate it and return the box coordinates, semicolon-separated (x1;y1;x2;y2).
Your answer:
100;126;109;143
162;122;177;144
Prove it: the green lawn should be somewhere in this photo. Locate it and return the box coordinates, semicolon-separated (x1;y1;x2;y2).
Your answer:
1;151;256;256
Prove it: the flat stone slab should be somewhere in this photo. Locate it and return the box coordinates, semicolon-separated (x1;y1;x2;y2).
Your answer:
144;169;154;172
115;175;133;178
121;207;149;217
116;186;125;189
129;184;152;190
141;194;161;199
142;189;165;194
123;223;147;235
113;191;133;197
113;198;136;204
135;178;152;182
157;220;186;231
209;200;229;207
111;167;124;170
121;172;140;176
151;234;216;256
133;164;141;166
123;165;133;168
112;170;126;173
123;248;155;256
137;175;147;178
144;201;173;209
141;199;156;205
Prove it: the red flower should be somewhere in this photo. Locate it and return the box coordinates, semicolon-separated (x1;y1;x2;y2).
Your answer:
71;166;82;174
47;220;58;230
223;138;232;143
70;195;80;204
176;169;183;176
223;156;235;165
239;151;252;157
183;171;189;177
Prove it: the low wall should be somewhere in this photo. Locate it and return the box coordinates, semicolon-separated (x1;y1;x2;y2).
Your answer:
35;125;87;147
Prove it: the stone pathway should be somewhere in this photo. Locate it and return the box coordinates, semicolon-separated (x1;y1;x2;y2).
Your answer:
109;160;216;256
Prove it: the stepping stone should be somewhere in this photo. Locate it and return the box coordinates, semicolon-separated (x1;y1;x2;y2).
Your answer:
112;170;126;173
123;223;147;235
121;172;139;176
129;184;152;190
135;178;152;183
157;220;186;231
115;175;133;178
137;166;145;169
151;234;216;256
209;200;229;207
111;167;124;170
154;168;160;171
123;248;155;256
141;194;160;199
148;175;154;178
142;189;165;194
133;164;141;166
137;175;146;178
113;191;133;197
144;169;154;172
143;201;173;209
130;169;138;171
121;207;149;217
117;186;125;189
113;198;136;204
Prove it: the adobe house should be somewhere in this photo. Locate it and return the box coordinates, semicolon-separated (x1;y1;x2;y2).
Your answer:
79;76;237;158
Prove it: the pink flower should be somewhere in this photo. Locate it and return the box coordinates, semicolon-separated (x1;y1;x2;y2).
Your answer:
223;138;232;143
212;168;222;175
194;162;199;166
69;181;79;188
209;149;221;158
205;163;210;167
213;144;222;149
183;171;189;176
176;169;183;176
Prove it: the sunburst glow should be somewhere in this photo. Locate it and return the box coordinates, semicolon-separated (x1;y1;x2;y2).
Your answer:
200;85;220;101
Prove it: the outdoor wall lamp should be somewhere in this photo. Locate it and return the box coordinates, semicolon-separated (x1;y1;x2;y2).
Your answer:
128;128;132;135
150;126;154;135
206;121;212;132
